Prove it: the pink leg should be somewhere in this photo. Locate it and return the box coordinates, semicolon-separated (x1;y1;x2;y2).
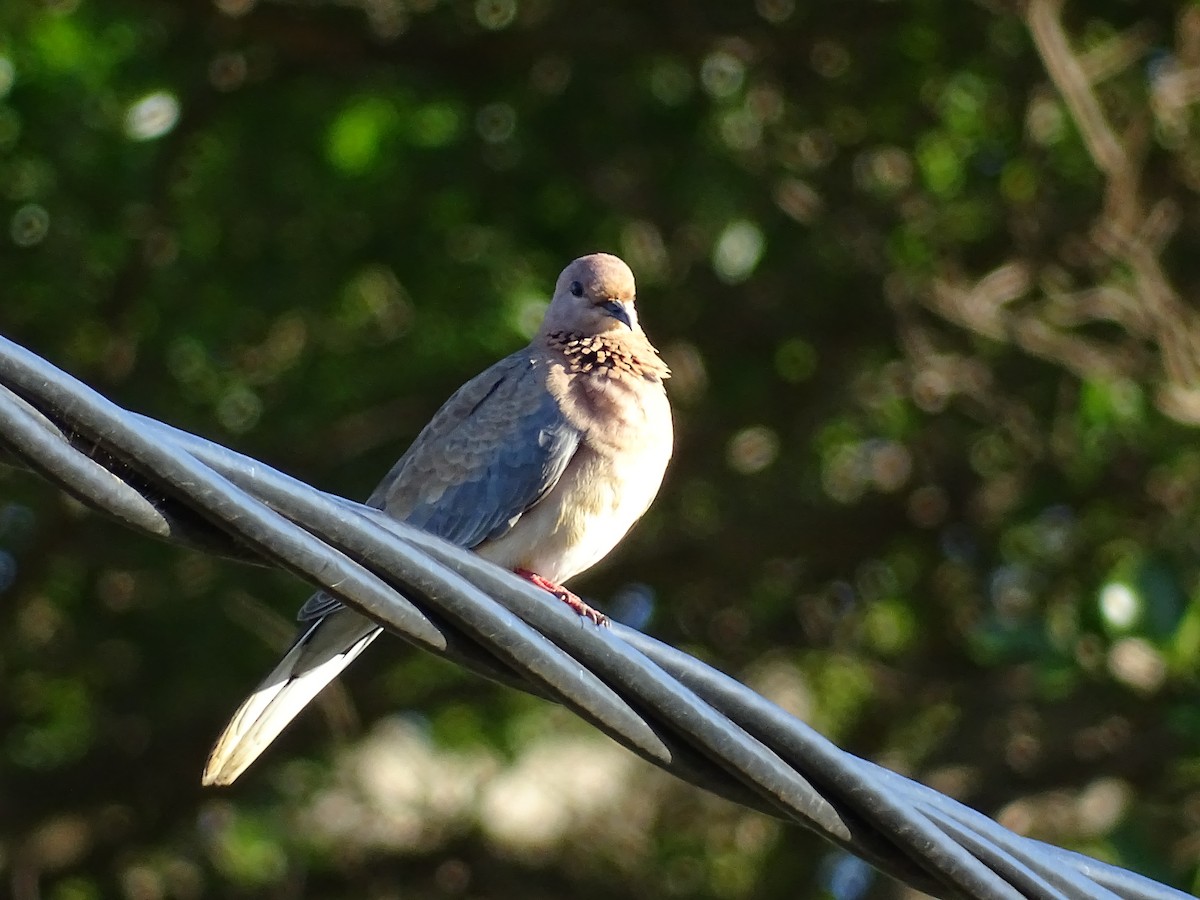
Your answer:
514;568;609;627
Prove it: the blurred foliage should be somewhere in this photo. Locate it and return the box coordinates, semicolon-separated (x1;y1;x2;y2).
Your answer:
2;0;1200;897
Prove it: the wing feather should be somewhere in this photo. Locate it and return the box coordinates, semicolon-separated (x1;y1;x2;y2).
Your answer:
297;350;577;622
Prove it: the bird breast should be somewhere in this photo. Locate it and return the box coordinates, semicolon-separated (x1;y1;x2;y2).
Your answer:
476;370;672;585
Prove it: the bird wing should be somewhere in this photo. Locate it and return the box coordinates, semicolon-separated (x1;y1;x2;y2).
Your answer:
296;349;580;622
204;350;583;785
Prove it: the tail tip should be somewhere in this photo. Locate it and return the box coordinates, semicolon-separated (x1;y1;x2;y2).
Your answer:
201;751;243;787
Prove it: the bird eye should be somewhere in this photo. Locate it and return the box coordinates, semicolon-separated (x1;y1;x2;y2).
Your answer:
569;281;584;297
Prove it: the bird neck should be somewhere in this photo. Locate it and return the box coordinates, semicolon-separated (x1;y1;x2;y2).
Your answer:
544;330;671;381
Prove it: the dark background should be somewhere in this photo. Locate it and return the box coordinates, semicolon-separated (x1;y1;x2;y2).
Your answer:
2;0;1199;897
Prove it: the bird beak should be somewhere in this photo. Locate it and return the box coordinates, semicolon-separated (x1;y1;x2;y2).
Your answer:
601;299;633;329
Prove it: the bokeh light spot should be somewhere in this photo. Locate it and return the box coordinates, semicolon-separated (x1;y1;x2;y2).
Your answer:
0;57;15;98
0;550;17;594
720;108;762;151
775;337;817;382
475;0;517;30
214;0;256;16
476;102;516;143
412;103;463;148
11;203;50;247
727;426;780;474
609;583;656;630
712;219;765;283
661;341;707;403
755;0;795;25
1107;637;1166;693
869;440;912;492
700;50;745;99
811;39;851;79
124;91;180;141
216;385;262;434
327;97;395;174
774;177;823;223
821;851;876;900
512;294;549;339
1098;582;1139;630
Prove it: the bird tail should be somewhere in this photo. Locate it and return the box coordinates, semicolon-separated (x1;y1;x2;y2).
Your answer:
202;611;382;786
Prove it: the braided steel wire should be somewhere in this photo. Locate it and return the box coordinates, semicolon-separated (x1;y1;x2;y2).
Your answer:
0;333;1189;900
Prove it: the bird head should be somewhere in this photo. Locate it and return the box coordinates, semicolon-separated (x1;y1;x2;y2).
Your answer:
542;253;641;337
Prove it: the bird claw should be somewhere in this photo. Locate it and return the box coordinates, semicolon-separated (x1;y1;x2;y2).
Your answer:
515;568;610;627
559;591;610;627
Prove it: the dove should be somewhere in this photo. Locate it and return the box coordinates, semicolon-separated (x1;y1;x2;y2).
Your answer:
202;252;672;785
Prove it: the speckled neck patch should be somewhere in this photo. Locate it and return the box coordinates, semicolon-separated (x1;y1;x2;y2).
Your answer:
546;331;671;381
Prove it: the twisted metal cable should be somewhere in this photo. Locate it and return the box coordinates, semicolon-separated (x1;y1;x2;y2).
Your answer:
0;333;1189;900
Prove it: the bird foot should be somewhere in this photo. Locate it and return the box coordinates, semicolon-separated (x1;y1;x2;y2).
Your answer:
514;568;609;626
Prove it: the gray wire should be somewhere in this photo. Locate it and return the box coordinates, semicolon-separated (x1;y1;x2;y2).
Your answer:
0;333;1191;900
